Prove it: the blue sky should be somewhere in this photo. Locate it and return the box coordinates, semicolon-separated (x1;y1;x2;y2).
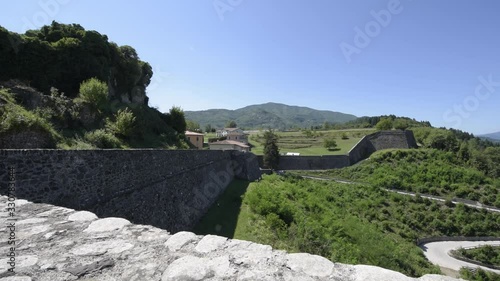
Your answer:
2;0;499;134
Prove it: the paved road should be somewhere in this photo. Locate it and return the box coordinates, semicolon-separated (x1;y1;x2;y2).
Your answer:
387;190;500;214
421;241;500;274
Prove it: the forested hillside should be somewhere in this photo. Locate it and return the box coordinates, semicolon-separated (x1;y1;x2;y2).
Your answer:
0;22;188;149
184;102;357;129
0;21;151;103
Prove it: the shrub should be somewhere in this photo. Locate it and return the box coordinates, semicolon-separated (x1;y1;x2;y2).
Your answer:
375;118;393;130
78;78;108;112
323;138;338;150
0;90;59;146
393;119;409;130
84;129;122;148
105;107;136;138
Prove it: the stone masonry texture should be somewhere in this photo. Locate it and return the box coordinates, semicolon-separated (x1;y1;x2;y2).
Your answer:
0;149;261;232
0;196;461;281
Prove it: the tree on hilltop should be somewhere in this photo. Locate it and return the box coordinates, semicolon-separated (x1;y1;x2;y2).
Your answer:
226;120;237;128
167;106;187;134
376;118;393;130
324;138;338;150
393;119;409;131
186;120;202;132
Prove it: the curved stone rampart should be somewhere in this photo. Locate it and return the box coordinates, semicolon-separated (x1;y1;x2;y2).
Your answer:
0;197;460;280
257;130;418;170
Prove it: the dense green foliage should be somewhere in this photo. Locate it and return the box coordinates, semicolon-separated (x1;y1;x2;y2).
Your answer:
455;245;500;267
1;79;186;149
307;148;500;206
0;23;189;149
226;120;237;128
0;22;152;99
393;118;410;130
460;268;500;281
323;137;338;150
237;175;500;276
184;102;357;130
186;120;202;132
83;129;122;148
167;106;187;135
375;117;393;130
338;115;432;130
105;108;136;138
78;78;108;112
0;89;59;146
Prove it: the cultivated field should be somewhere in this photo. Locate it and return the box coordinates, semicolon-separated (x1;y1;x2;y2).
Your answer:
248;129;375;156
203;129;375;156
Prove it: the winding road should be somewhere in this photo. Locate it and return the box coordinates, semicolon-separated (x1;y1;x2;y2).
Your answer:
421;241;500;274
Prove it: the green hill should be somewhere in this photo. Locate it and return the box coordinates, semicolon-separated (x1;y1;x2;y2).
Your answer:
184;102;357;129
479;131;500;143
479;131;500;140
0;22;187;149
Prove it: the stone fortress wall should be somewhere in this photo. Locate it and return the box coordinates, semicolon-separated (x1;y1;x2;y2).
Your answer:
259;130;418;170
0;149;261;232
0;130;417;233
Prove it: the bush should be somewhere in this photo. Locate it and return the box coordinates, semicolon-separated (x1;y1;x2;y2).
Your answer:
460;267;500;281
393;119;409;130
78;78;108;112
0;90;59;147
375;118;393;130
84;129;122;148
105;107;136;138
324;138;338;150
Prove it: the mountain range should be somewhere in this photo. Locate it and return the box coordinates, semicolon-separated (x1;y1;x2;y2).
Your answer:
184;102;357;129
478;131;500;142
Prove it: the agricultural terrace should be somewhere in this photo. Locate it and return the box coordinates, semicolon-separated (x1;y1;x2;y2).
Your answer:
206;129;376;156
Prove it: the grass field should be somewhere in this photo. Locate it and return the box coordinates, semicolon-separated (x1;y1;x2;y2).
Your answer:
203;129;375;155
248;129;374;156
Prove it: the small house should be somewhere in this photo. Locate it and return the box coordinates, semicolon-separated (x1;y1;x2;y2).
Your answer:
215;128;244;137
209;140;250;152
185;131;204;149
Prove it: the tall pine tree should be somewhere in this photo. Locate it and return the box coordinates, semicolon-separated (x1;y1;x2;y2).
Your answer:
263;129;280;170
